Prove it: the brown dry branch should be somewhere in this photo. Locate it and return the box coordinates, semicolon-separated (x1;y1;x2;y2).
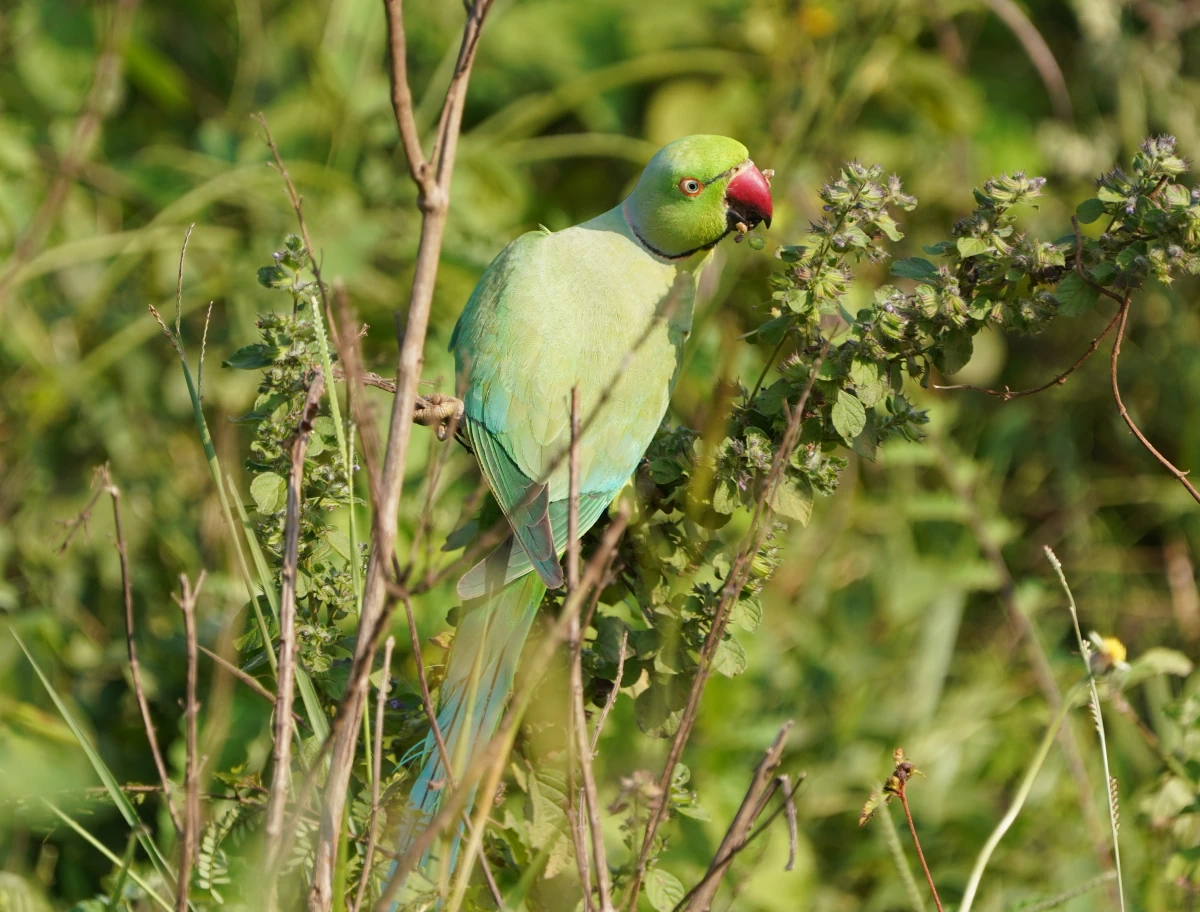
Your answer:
936;215;1123;399
1109;295;1200;505
376;506;631;911
351;636;395;912
936;309;1121;400
264;369;326;907
590;628;627;757
674;722;795;911
394;590;504;906
171;572;206;912
892;768;943;912
310;6;495;899
0;0;142;317
567;388;615;911
628;341;830;907
57;467;185;837
197;646;307;728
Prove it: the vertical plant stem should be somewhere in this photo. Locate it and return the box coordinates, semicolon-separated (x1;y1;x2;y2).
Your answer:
380;509;630;911
310;5;495;904
567;388;614;911
630;343;828;907
351;636;395;912
1045;547;1126;911
102;468;184;837
959;700;1072;912
880;805;926;912
173;572;206;912
896;787;943;912
264;370;326;907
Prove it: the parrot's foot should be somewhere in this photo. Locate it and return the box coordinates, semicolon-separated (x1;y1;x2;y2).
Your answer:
414;393;464;440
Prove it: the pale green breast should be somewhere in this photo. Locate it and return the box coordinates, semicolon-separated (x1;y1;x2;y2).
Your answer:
452;206;706;502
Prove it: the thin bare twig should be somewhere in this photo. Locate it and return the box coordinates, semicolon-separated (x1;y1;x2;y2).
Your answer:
1109;295;1200;505
313;3;496;901
590;629;627;757
0;0;142;317
630;342;829;906
90;468;188;837
197;646;307;728
253;113;340;351
377;507;631;911
675;722;794;911
351;636;394;912
394;591;504;907
264;369;325;906
896;784;943;912
567;388;614;911
937;217;1123;398
172;572;206;912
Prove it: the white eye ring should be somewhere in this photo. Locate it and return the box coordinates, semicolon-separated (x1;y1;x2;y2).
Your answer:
678;178;703;197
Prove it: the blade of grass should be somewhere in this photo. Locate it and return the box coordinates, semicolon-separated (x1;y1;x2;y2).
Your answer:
1045;547;1126;911
105;833;138;912
959;696;1079;912
16;632;178;894
42;800;174;912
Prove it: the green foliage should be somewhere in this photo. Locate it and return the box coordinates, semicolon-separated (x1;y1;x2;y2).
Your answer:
9;2;1200;911
225;238;361;682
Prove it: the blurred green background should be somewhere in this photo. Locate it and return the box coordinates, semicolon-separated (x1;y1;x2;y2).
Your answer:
5;0;1200;909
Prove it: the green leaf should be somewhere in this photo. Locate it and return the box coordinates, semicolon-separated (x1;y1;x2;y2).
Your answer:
635;677;689;738
922;241;953;255
645;867;686;912
769;475;814;525
15;634;179;900
649;457;682;484
832;389;867;440
1076;198;1106;224
712;635;747;677
256;264;289;288
747;314;790;346
730;593;763;632
850;359;885;408
872;212;903;242
311;416;337;439
956;237;991;258
890;257;937;281
222;343;281;370
250;472;287;514
1053;272;1100;318
934;330;974;376
712;478;740;515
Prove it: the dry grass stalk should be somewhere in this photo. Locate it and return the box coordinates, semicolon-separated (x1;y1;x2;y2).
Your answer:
676;722;796;911
263;369;326;907
350;636;395;912
172;572;207;912
310;3;496;904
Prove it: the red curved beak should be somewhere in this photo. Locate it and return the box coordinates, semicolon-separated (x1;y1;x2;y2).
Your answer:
725;163;773;229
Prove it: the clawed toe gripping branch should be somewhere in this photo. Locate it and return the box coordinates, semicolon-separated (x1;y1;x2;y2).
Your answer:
412;392;465;441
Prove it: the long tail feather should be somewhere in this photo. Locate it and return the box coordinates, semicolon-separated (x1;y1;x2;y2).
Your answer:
388;561;546;899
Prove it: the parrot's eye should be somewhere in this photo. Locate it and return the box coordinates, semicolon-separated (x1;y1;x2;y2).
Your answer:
678;178;703;197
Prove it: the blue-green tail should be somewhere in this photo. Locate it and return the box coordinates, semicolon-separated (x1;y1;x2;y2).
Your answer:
388;563;546;897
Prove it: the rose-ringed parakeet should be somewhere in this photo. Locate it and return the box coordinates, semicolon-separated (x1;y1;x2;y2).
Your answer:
392;134;773;882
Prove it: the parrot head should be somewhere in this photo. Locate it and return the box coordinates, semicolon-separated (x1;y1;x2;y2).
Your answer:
623;134;773;259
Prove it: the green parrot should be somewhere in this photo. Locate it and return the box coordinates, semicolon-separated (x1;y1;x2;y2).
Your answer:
393;134;773;877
